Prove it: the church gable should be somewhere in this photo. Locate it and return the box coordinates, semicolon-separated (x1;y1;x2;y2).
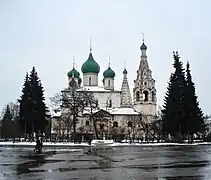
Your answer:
93;109;112;117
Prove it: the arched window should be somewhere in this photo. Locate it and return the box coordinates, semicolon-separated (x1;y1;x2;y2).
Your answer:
85;121;89;126
108;80;110;86
136;91;140;101
113;121;118;127
128;121;132;127
89;77;91;86
100;124;104;130
143;90;148;101
108;100;112;107
152;91;155;102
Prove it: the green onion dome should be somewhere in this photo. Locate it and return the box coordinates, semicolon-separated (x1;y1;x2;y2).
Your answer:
103;67;115;78
81;53;100;73
123;68;127;74
67;67;80;78
140;42;147;50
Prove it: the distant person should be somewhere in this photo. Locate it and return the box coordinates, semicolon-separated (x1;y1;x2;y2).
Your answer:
40;137;43;150
34;137;42;153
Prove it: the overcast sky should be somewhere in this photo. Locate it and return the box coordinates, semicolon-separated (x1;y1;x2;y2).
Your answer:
0;0;211;114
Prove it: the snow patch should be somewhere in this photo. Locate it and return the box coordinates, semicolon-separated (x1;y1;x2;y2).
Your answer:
0;141;210;147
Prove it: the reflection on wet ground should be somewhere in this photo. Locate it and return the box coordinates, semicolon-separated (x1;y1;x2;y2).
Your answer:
0;145;211;179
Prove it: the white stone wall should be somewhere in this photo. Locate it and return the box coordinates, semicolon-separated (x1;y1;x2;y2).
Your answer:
93;91;121;108
133;103;157;116
83;73;98;86
112;115;138;127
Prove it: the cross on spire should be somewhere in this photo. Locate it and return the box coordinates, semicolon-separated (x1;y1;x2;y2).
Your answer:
124;61;126;69
73;56;75;68
90;37;92;53
142;33;144;43
108;56;111;67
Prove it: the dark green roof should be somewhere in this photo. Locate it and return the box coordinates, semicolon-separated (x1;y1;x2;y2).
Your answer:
140;42;147;50
67;67;80;78
103;67;115;78
123;68;127;74
81;53;100;73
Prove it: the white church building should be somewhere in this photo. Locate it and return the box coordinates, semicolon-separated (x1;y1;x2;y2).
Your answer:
51;40;157;140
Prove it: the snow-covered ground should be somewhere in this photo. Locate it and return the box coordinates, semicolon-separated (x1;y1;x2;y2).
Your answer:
0;141;210;147
109;142;211;146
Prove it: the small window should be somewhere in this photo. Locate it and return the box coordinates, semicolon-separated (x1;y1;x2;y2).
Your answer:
100;124;104;130
85;121;89;126
144;82;147;86
96;100;98;107
128;121;132;127
136;91;140;101
143;91;149;101
113;121;118;127
109;100;112;107
108;80;110;86
152;91;155;102
89;77;91;86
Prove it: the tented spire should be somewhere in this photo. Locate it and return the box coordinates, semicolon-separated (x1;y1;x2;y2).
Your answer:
120;67;132;107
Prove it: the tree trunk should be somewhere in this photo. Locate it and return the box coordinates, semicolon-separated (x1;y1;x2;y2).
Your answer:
93;118;98;139
73;113;76;133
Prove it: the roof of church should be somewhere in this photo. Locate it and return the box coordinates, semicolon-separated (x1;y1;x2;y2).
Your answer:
123;68;127;74
81;52;100;74
67;67;80;78
140;42;147;50
82;107;139;115
121;67;132;107
77;86;121;93
52;107;139;118
103;66;115;78
109;107;139;115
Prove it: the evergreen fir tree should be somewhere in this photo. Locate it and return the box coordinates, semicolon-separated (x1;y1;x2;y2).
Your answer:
19;68;49;137
18;73;33;135
162;52;187;139
3;104;13;121
2;104;13;138
28;67;49;134
185;62;205;135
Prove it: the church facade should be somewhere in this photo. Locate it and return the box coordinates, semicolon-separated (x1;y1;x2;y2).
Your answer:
51;41;157;140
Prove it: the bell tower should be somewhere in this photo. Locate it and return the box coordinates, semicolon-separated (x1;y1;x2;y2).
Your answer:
133;39;157;116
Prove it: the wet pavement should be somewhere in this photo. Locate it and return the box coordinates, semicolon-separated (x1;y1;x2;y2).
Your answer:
0;145;211;179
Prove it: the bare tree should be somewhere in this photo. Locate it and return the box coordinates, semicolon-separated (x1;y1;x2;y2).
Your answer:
135;113;160;142
52;117;63;139
49;93;62;112
78;89;99;139
51;115;71;140
0;102;21;139
50;86;97;141
1;101;19;120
